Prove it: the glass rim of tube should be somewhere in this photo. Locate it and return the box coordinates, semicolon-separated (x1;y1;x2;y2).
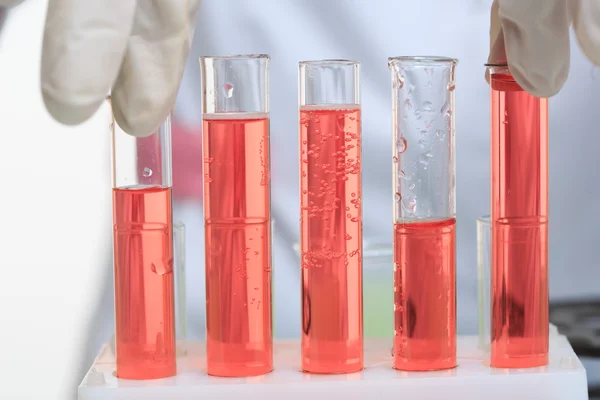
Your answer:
199;53;270;61
477;215;490;224
484;62;508;67
299;59;359;66
388;56;458;65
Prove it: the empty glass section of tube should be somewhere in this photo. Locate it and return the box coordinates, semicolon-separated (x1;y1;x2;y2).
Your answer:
477;215;491;352
299;60;363;374
389;56;457;371
110;101;176;380
487;64;549;368
199;55;273;377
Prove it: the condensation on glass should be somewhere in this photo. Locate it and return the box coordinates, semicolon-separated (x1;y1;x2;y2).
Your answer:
199;55;273;377
487;64;549;368
110;98;175;380
389;56;457;371
299;60;363;374
477;215;491;352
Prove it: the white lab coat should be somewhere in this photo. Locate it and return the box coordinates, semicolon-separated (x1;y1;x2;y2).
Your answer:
2;0;600;399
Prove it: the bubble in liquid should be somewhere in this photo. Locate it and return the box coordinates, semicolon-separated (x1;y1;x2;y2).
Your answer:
422;101;433;112
142;167;152;177
223;83;234;98
151;263;167;275
397;137;408;153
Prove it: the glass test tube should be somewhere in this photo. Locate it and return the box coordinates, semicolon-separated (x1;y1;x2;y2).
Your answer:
110;101;176;380
389;56;457;371
487;64;549;368
299;60;363;374
477;215;491;352
199;55;273;377
173;221;187;356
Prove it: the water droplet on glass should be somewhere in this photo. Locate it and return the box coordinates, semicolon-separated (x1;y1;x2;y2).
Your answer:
396;73;404;89
418;139;427;148
404;99;412;110
425;151;433;158
397;137;407;153
398;170;406;179
422;101;433;112
424;67;434;77
419;154;429;165
440;101;450;115
394;192;401;202
408;84;415;94
392;156;398;163
142;167;152;177
223;83;234;98
447;81;456;91
408;183;416;190
402;196;417;214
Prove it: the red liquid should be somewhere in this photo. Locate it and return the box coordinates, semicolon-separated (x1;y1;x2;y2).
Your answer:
299;106;363;374
490;74;549;368
393;218;456;371
203;114;273;377
112;186;176;380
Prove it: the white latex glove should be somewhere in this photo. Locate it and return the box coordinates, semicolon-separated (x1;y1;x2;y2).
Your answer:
30;0;200;137
489;0;600;98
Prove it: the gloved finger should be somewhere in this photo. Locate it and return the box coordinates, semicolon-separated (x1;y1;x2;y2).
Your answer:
112;0;201;137
487;0;506;66
41;0;137;126
485;0;506;84
572;0;600;66
497;0;571;98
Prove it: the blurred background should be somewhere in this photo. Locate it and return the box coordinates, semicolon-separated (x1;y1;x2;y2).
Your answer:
1;0;600;398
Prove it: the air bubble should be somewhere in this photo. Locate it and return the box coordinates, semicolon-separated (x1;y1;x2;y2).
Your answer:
142;167;152;178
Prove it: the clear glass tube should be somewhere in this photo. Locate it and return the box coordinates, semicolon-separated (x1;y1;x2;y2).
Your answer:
389;56;457;371
199;55;273;377
110;98;175;380
299;60;363;374
487;64;549;368
173;221;187;356
477;215;491;352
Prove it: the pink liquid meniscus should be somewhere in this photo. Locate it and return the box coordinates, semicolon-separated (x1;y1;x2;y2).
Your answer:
393;218;456;371
490;74;549;368
112;186;176;380
202;114;273;377
300;105;363;374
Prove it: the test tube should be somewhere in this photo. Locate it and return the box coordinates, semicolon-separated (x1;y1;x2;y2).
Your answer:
487;64;549;368
477;215;491;352
389;56;457;371
173;221;187;356
199;55;273;377
110;100;176;379
299;60;363;374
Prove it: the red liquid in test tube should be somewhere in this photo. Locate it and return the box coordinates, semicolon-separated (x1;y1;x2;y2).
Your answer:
299;105;363;374
200;55;273;377
111;106;176;380
389;57;457;371
489;67;549;368
202;114;273;377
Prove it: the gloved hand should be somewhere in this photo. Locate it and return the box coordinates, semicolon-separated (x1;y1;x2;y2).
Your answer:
489;0;600;98
12;0;200;137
